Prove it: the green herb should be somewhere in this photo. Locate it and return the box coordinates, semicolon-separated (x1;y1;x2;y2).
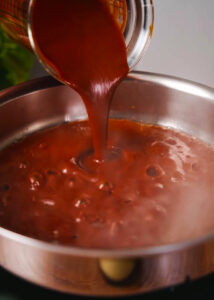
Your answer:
0;25;34;90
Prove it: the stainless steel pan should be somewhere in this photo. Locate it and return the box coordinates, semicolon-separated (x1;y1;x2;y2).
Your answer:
0;72;214;297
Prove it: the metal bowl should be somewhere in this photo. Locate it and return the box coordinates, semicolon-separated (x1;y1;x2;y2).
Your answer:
0;72;214;297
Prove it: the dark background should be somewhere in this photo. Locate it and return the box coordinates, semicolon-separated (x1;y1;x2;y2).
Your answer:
1;267;214;300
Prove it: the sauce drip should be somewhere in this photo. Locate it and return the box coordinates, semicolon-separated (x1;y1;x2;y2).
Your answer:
1;120;214;249
31;0;129;161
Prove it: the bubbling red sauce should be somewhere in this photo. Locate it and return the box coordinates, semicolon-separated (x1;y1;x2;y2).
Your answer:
1;120;214;249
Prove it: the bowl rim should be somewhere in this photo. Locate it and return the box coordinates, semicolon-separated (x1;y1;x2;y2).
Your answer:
1;71;214;258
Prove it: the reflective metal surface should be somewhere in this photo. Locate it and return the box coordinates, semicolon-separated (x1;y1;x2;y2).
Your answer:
0;72;214;296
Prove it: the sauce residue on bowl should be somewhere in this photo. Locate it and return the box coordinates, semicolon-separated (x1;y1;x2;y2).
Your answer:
1;120;214;249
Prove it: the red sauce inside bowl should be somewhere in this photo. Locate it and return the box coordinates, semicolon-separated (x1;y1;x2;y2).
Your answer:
1;120;214;249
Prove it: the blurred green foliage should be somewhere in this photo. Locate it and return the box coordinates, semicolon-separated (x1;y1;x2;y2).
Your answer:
0;25;34;90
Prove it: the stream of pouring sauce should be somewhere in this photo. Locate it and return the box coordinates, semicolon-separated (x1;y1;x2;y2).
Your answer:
31;0;129;161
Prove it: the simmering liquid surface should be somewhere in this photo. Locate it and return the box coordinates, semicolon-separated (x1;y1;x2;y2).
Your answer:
1;120;214;249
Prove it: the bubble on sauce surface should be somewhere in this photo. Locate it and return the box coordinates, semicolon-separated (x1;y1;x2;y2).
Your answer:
29;172;45;190
62;168;68;174
42;199;55;206
69;157;77;165
74;198;90;208
98;181;114;194
146;166;158;177
146;164;165;179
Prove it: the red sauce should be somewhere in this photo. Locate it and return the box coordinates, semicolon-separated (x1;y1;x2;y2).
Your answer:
31;0;129;161
1;120;214;249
